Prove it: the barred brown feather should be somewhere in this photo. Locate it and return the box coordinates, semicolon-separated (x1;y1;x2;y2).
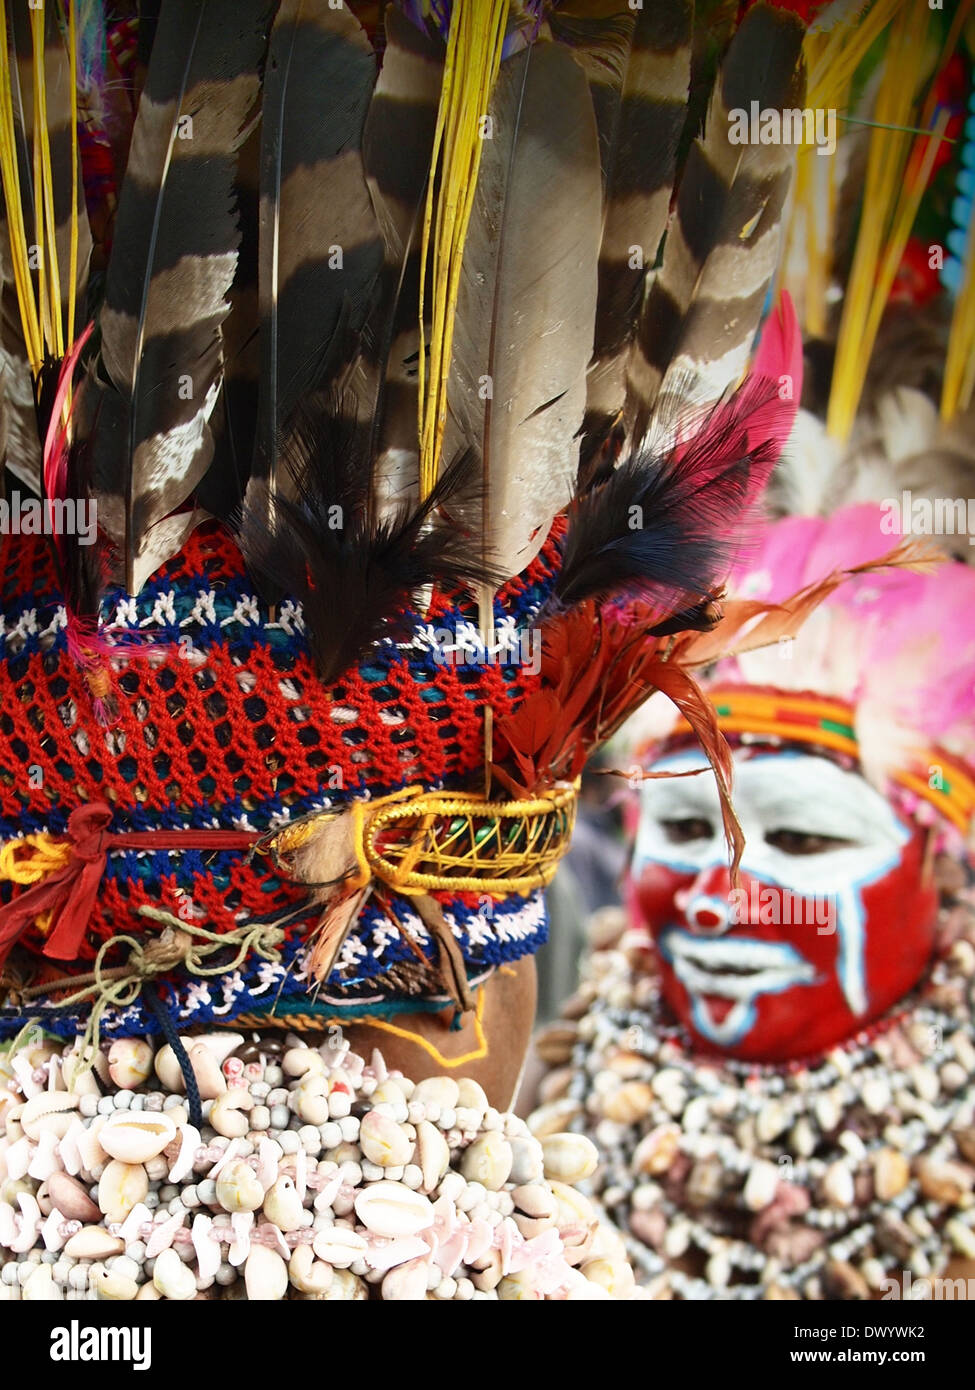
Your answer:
253;0;384;490
198;116;262;520
361;6;445;526
553;0;693;489
443;39;602;591
626;2;805;447
91;0;272;595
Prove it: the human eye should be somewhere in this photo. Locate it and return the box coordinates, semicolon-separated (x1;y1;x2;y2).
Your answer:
765;828;853;856
659;816;713;845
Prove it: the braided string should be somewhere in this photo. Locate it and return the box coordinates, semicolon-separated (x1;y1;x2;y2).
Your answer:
141;987;203;1128
15;911;286;1074
260;782;578;898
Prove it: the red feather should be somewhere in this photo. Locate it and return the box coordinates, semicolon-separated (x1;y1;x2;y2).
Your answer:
492;597;744;875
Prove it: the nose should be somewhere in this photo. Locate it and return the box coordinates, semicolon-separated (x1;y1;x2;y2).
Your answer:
676;865;735;936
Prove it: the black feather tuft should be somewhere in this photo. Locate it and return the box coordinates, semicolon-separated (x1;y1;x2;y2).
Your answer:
239;401;503;685
550;380;782;615
550;452;744;613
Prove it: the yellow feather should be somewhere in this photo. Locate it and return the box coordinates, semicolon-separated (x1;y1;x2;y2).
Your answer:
67;0;79;351
805;0;904;113
0;0;43;371
418;0;509;500
826;3;936;439
786;0;973;406
0;0;80;377
33;3;65;359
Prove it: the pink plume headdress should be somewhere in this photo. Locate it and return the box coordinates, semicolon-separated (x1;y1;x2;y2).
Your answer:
632;502;975;854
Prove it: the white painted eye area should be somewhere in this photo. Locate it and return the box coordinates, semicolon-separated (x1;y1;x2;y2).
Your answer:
635;748;910;894
659;817;855;857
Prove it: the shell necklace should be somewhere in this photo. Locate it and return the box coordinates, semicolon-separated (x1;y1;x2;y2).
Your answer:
562;916;975;1299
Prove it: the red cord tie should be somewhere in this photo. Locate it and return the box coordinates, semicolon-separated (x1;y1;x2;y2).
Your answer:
0;801;259;966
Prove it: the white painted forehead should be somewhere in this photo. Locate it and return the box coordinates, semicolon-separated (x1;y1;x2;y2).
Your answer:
642;748;907;845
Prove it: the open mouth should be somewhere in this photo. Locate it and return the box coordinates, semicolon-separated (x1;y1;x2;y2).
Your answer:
659;929;818;1043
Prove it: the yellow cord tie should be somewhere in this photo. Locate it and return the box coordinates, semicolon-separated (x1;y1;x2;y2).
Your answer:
233;989;490;1067
0;834;74;886
340;985;489;1069
260;782;578;899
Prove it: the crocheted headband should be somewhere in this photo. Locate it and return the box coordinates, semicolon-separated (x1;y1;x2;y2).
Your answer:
690;688;975;837
0;0;811;1050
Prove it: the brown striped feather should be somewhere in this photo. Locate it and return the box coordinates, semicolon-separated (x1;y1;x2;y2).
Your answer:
626;2;806;448
197;111;263;519
553;0;693;488
361;6;444;526
253;0;383;493
442;39;602;588
91;0;273;595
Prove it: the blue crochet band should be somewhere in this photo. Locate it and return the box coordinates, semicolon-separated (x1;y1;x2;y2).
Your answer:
0;889;549;1043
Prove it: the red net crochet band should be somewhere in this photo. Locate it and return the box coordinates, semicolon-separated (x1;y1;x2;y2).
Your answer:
0;519;565;966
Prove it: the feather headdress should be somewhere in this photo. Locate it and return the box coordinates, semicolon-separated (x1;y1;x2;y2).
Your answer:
0;1;816;1031
0;0;812;720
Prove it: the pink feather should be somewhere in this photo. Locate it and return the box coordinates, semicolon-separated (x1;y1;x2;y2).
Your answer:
752;292;802;420
721;502;975;789
741;291;803;504
669;291;804;521
42;323;95;507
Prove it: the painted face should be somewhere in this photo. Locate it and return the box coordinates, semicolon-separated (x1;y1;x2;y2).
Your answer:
633;749;937;1062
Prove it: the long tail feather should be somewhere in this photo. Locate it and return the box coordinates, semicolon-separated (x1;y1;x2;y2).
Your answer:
91;0;272;595
553;0;694;489
360;5;445;526
626;1;806;446
197;111;262;519
442;38;602;594
253;0;383;486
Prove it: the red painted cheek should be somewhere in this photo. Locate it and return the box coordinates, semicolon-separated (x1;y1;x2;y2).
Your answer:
858;831;937;1018
632;864;693;934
